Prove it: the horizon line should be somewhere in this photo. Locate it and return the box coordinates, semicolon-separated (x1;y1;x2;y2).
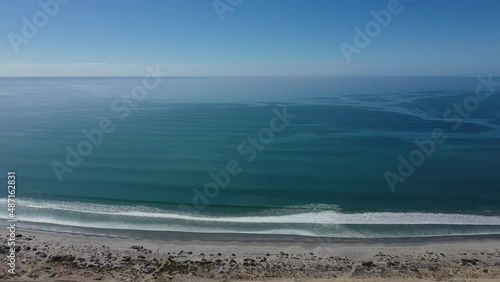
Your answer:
0;75;485;78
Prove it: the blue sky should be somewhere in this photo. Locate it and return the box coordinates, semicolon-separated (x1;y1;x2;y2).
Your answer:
1;0;499;76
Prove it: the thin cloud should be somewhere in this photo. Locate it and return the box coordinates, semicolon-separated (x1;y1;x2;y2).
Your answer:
71;62;109;68
79;63;109;65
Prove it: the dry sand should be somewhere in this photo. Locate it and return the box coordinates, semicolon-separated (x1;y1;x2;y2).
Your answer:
1;229;500;281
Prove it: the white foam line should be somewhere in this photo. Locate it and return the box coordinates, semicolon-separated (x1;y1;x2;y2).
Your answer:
3;198;500;226
9;216;500;238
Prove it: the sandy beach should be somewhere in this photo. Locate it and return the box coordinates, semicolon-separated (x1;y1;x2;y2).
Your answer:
1;229;500;281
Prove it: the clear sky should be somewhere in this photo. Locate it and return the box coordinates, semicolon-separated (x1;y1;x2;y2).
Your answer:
1;0;499;76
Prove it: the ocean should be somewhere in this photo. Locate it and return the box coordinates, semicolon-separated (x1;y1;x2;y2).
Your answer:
1;76;500;238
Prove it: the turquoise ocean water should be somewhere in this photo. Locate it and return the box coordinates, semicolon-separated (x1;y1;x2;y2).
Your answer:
1;76;500;238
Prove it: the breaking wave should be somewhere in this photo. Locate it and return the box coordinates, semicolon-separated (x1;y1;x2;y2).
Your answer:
2;198;500;238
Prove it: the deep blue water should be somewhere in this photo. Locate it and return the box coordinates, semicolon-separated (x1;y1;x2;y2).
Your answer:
1;76;500;238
